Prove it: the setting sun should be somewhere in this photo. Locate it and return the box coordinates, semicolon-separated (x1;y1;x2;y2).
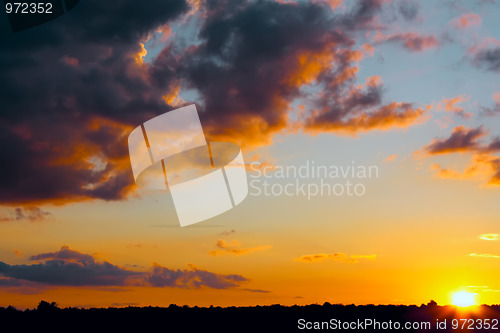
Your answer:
452;292;476;307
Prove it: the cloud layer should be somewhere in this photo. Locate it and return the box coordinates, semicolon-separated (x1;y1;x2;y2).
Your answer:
0;246;249;291
294;253;376;263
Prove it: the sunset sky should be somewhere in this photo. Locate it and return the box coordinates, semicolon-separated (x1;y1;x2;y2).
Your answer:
0;0;500;309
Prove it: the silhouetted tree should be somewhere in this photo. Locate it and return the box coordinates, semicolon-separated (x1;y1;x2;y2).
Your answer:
37;301;59;312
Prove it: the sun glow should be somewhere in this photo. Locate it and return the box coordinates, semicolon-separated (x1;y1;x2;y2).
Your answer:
452;291;476;307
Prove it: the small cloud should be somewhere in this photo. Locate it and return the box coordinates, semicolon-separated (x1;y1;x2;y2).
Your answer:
209;240;271;256
468;285;500;293
419;126;488;155
13;249;23;258
360;43;374;57
435;95;471;118
375;32;438;52
398;0;420;21
384;154;398;162
0;207;51;222
479;233;498;241
110;302;140;307
294;253;376;263
474;47;500;72
450;13;482;29
126;243;158;249
481;92;500;116
220;230;236;236
469;253;500;258
243;288;271;293
60;55;79;67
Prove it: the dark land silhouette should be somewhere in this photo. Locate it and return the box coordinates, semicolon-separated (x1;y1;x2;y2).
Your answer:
1;300;500;332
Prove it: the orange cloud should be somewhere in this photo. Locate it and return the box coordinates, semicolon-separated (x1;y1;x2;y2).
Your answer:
60;55;79;67
305;102;429;135
162;83;185;107
133;42;148;64
435;95;471;118
428;153;500;187
384;154;398;162
294;253;376;263
451;13;481;29
361;43;374;57
375;32;438;52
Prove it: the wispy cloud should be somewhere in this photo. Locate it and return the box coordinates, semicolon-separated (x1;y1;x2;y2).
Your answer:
243;288;271;293
220;230;236;236
435;95;471;118
294;253;377;263
384;154;398;162
468;285;500;293
374;32;439;52
450;13;482;29
209;240;271;256
469;253;500;258
479;233;498;241
0;207;51;222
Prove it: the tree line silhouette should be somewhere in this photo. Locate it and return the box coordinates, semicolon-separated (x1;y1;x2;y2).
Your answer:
1;300;500;332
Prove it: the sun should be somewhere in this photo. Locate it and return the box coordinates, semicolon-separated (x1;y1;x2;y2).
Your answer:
452;291;476;307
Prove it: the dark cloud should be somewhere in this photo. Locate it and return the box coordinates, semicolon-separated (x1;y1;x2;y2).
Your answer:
398;0;420;21
422;126;487;155
30;245;94;262
419;127;500;186
0;0;189;205
147;263;247;289
0;0;426;205
0;245;138;286
167;0;353;144
243;288;271;293
485;137;500;152
474;48;500;72
481;104;500;116
0;246;250;290
341;0;386;30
